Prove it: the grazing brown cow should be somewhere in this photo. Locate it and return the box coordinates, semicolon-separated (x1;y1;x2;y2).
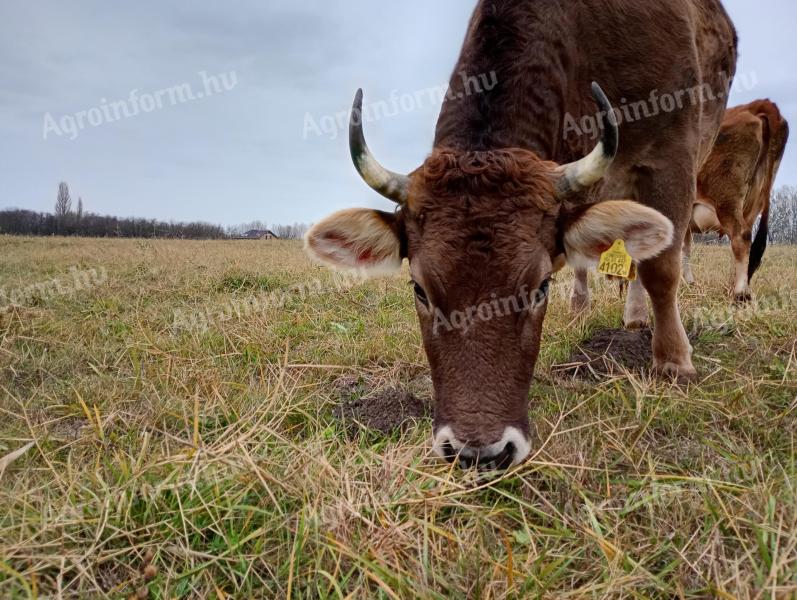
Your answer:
683;100;789;302
306;0;737;470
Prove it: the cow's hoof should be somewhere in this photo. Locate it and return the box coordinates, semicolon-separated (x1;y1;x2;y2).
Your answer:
654;362;698;384
570;293;590;315
624;318;649;331
733;291;753;305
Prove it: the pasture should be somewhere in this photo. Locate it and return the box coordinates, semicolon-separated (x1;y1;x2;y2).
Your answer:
0;236;795;598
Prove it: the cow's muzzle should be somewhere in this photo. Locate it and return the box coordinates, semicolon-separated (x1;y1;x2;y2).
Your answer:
432;426;531;471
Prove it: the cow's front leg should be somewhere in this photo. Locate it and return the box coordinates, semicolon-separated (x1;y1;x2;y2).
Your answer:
638;244;697;380
570;268;590;315
636;166;698;381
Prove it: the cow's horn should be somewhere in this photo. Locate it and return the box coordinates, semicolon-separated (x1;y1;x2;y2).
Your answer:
555;82;619;198
349;89;410;205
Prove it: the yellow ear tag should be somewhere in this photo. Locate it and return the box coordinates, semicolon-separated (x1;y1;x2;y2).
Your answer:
598;240;636;280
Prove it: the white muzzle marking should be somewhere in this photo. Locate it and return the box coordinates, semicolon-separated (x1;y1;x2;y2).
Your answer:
432;426;531;467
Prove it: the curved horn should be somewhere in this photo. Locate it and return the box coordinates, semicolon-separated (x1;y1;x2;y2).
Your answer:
349;89;410;204
555;82;619;198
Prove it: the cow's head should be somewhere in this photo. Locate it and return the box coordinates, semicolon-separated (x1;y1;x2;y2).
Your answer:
306;85;673;470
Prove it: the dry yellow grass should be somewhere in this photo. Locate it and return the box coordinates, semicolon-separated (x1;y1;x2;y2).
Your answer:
1;235;795;598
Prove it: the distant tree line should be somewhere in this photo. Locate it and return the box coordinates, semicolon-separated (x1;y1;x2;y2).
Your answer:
13;181;790;244
0;207;228;239
0;182;309;240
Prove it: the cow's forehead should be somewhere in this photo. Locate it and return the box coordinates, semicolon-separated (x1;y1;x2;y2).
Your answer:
406;200;556;282
408;148;559;213
406;189;560;249
409;196;551;233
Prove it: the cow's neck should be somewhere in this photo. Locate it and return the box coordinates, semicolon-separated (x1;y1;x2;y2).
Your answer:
433;0;573;161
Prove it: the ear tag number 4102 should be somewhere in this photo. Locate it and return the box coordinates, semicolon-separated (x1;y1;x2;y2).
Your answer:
598;239;636;281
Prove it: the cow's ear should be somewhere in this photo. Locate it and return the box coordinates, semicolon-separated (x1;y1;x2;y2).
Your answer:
563;200;674;269
305;208;404;277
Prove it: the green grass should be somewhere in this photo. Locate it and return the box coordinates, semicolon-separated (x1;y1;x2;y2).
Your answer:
0;236;795;598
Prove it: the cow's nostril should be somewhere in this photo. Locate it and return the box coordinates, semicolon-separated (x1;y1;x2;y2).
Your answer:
442;442;457;464
489;442;516;471
460;454;477;469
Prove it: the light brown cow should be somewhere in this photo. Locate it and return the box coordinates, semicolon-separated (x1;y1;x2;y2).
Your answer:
572;100;789;321
683;100;789;302
306;0;737;470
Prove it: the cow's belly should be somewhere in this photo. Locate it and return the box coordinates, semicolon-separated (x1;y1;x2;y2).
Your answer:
691;202;721;233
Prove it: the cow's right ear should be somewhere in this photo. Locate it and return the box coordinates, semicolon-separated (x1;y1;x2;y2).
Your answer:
304;208;404;277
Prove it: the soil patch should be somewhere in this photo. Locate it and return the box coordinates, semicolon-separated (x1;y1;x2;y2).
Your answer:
553;328;654;380
332;377;430;436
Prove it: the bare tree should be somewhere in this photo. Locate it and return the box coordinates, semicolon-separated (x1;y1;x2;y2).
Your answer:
55;182;72;216
769;186;797;244
226;220;269;237
271;223;309;239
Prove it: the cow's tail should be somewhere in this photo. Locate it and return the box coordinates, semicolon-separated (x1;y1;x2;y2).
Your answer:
748;207;768;281
748;106;789;282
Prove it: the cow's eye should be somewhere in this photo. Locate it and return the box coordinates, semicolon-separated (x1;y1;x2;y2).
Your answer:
412;281;429;307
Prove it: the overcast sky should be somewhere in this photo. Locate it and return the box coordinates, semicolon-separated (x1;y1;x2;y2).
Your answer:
1;1;795;227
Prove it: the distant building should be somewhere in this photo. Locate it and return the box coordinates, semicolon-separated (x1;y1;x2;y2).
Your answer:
239;230;279;240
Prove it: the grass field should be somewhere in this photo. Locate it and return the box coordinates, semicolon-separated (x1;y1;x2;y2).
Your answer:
1;236;795;599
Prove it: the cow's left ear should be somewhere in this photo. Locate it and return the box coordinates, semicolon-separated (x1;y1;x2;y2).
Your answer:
305;208;404;277
563;200;674;269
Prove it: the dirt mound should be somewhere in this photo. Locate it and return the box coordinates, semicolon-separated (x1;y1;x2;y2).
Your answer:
332;377;430;436
553;328;654;380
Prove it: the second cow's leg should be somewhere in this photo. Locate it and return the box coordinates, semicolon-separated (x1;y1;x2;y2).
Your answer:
726;218;753;303
623;278;649;329
570;268;590;314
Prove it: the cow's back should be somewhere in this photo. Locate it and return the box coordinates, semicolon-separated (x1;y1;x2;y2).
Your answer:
436;0;737;191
